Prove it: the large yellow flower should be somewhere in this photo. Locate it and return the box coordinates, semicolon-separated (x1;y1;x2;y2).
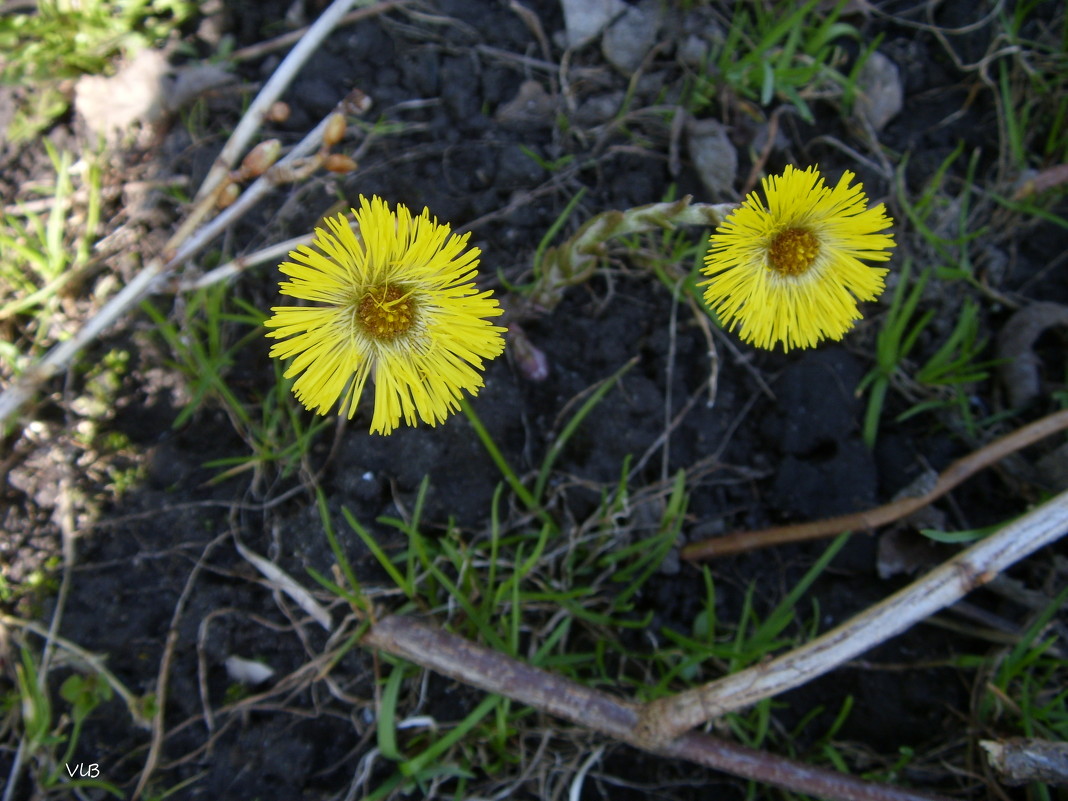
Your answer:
265;196;506;434
701;165;895;351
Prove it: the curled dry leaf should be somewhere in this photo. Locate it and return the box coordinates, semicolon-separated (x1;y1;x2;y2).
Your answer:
995;302;1068;408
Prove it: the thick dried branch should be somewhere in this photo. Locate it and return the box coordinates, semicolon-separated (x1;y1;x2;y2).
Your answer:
362;615;953;801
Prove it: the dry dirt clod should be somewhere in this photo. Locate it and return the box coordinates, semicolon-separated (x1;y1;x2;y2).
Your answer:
74;49;171;139
495;80;557;129
996;302;1068;409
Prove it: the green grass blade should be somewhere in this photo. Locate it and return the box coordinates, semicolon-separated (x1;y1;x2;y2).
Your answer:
401;694;499;777
378;665;407;761
342;506;412;597
460;397;553;527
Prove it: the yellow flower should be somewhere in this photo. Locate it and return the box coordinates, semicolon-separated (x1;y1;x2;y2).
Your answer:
265;196;506;434
701;165;895;352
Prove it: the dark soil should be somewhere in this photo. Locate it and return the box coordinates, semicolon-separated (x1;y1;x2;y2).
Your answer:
2;2;1067;800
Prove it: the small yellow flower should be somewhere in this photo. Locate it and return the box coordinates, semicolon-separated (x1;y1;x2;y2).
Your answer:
701;165;895;352
265;196;506;434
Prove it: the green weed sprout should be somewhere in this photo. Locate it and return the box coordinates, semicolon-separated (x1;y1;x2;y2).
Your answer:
691;0;863;123
856;259;932;448
0;141;102;375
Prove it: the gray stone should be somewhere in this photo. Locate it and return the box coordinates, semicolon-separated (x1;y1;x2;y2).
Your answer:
686;117;737;200
854;51;904;132
574;91;625;126
677;34;710;69
602;1;660;73
560;0;628;49
676;20;725;69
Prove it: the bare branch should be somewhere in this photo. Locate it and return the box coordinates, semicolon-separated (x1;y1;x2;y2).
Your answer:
683;407;1068;560
362;615;955;801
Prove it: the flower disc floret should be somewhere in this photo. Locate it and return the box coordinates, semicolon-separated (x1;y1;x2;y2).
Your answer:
265;196;507;434
768;228;820;276
701;165;895;352
357;285;416;340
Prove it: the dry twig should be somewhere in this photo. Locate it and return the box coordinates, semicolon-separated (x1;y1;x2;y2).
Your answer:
191;0;369;206
682;407;1068;560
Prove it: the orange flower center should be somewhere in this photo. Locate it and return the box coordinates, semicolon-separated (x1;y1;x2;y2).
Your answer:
767;228;820;277
357;285;416;340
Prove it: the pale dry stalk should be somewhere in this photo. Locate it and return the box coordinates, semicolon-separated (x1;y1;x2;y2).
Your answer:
191;0;368;205
0;113;332;427
636;487;1068;744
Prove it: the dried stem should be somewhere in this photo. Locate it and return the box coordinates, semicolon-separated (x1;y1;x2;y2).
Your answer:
526;196;736;313
0;615;149;728
131;534;228;801
0;0;389;427
361;487;1068;796
192;0;370;205
171;234;313;292
682;407;1068;560
229;0;406;64
637;487;1068;744
362;615;953;801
